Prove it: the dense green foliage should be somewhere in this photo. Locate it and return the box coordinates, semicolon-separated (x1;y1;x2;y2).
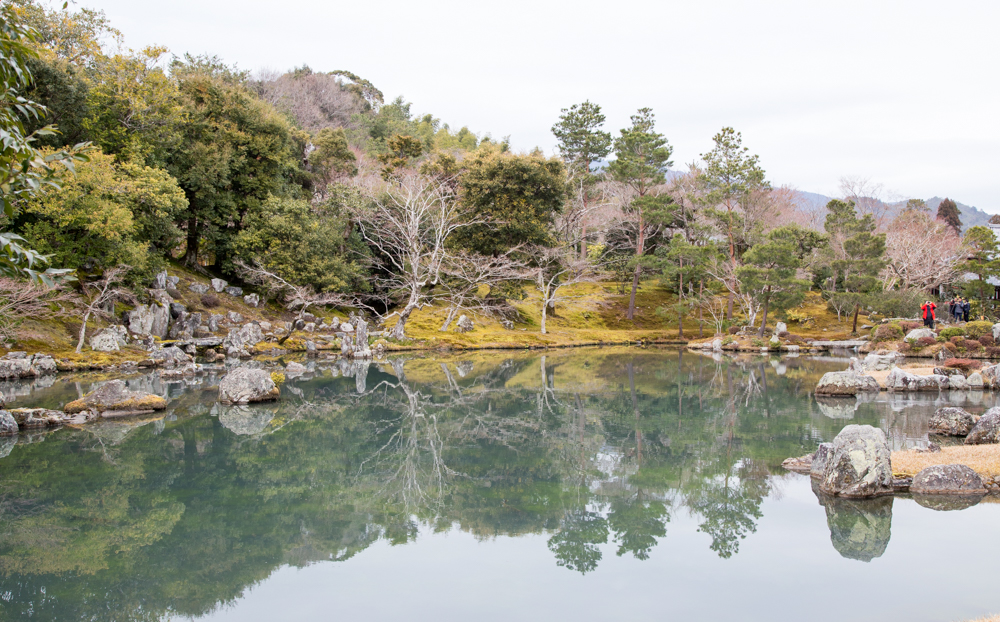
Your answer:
452;146;567;256
0;0;972;331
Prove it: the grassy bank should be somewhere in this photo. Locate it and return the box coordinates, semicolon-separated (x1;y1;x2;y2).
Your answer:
7;264;880;363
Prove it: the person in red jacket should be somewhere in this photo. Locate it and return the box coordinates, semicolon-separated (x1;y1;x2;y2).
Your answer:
921;300;936;329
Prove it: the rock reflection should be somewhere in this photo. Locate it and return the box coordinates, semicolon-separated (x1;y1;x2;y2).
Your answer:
813;482;893;562
912;494;984;512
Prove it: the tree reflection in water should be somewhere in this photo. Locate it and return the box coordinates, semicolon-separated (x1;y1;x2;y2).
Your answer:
0;348;979;619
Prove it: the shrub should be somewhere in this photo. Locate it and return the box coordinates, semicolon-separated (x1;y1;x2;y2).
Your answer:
777;331;790;339
867;289;925;319
751;337;767;348
980;334;996;347
916;336;937;347
960;339;983;351
939;327;966;340
200;293;220;308
964;320;994;339
728;326;740;335
898;341;912;353
987;346;1000;358
722;336;735;345
871;323;904;343
943;358;982;370
950;335;964;344
900;320;923;331
166;287;180;299
944;342;958;354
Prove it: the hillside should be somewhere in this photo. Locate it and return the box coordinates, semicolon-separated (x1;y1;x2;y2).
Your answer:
793;191;995;232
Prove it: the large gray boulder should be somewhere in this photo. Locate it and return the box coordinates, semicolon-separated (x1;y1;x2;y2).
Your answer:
211;278;228;293
980;364;1000;389
90;327;126;352
862;352;904;371
188;283;209;294
243;293;260;307
818;424;893;498
815;371;880;396
775;321;787;334
0;410;17;436
993;323;1000;342
910;464;987;495
64;380;168;415
967;372;985;390
222;323;264;355
929;407;978;436
30;354;56;376
456;315;474;333
168;312;202;340
224;286;243;297
127;303;170;338
1;353;58;379
152;270;168;289
218;368;279;404
885;368;948;392
810;442;833;479
965;407;1000;445
905;328;936;341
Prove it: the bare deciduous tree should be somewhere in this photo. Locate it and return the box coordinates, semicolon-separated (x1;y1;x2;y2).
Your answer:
0;278;76;342
355;174;474;339
882;210;964;290
436;250;525;332
532;245;599;335
75;266;135;353
839;176;896;231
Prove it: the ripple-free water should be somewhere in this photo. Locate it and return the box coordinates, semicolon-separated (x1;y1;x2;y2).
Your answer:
1;348;997;621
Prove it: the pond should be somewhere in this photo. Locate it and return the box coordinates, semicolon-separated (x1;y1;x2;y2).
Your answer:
0;347;998;622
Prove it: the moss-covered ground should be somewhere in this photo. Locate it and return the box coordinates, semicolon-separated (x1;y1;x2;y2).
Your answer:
8;263;877;361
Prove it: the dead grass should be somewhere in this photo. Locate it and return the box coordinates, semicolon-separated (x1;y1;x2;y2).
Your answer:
892;445;1000;478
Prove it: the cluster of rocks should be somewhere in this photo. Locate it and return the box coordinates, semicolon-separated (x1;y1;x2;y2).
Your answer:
0;352;57;379
930;406;1000;445
0;378;169;438
783;421;993;504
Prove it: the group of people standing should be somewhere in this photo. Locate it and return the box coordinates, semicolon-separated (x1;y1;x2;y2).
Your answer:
949;297;971;323
921;298;971;330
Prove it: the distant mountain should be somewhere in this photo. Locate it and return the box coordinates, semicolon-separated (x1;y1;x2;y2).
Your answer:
792;192;995;232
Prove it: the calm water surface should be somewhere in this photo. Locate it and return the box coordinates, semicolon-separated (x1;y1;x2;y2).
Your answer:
0;347;997;621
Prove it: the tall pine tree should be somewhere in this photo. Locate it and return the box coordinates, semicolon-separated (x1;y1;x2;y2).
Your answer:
936;197;962;235
608;108;673;320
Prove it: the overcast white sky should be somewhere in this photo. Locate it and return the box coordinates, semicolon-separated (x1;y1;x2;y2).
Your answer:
81;0;1000;210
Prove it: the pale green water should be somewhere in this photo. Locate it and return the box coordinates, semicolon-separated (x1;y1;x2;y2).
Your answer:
0;348;997;621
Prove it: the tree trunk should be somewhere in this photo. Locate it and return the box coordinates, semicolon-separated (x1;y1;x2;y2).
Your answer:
677;267;684;339
541;291;549;334
439;306;459;331
852;303;860;334
758;286;771;337
627;218;645;320
628;264;641;320
726;290;733;322
392;304;417;340
184;217;199;266
75;309;92;354
698;280;704;338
